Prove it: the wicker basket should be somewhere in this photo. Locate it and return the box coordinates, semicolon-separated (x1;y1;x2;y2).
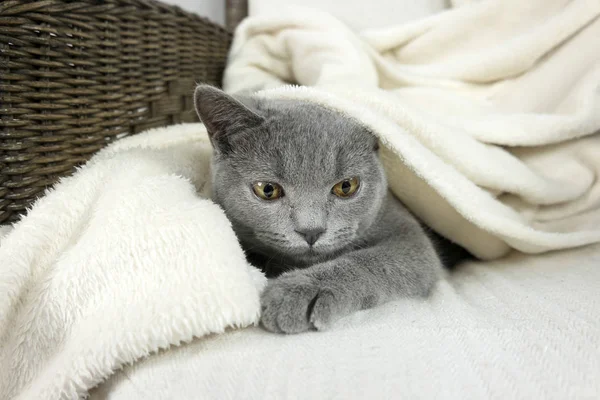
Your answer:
0;0;232;223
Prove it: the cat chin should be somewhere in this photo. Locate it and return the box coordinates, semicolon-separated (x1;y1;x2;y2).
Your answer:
245;236;353;266
274;243;349;265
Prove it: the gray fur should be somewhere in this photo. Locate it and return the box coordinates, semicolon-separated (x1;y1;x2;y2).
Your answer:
195;85;464;334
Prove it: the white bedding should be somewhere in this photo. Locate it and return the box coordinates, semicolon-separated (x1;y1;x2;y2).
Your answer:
0;126;265;399
93;243;600;399
223;0;600;259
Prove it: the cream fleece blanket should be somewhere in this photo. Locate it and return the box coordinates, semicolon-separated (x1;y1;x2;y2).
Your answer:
224;0;600;259
0;125;266;399
93;243;600;400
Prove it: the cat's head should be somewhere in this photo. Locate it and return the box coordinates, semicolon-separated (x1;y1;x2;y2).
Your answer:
194;85;387;266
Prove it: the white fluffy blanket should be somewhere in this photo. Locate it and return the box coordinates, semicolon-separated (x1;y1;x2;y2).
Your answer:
224;0;600;259
2;0;600;398
92;243;600;400
0;126;265;399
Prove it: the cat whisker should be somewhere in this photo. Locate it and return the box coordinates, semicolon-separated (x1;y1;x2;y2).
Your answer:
331;234;356;245
254;232;290;243
333;227;354;235
241;244;261;253
260;238;289;244
255;236;290;245
254;229;285;237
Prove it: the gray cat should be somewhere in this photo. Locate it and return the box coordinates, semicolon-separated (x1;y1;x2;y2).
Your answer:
194;85;468;334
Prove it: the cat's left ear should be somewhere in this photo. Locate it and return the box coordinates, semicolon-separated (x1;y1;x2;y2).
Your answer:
194;84;264;153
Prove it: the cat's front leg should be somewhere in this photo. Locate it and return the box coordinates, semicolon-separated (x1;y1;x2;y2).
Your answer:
260;238;443;334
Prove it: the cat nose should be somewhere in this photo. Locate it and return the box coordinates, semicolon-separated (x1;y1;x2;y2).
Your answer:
295;228;326;246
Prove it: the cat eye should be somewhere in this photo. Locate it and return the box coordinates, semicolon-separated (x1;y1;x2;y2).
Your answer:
332;177;360;198
252;182;284;200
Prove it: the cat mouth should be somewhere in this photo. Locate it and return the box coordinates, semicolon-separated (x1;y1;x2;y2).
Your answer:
251;229;356;260
293;242;348;257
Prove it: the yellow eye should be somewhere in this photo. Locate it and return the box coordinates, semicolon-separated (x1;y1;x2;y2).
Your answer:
332;177;360;198
252;182;284;200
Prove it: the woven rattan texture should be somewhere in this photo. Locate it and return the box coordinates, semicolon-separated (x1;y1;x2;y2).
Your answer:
0;0;232;223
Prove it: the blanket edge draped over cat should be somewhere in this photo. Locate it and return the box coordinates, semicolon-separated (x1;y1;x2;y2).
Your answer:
223;0;600;259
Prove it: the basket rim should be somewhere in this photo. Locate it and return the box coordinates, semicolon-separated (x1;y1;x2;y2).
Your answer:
0;0;231;33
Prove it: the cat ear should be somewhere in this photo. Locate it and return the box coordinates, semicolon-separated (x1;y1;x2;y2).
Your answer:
194;85;264;153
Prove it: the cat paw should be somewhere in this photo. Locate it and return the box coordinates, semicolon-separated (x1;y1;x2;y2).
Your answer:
260;273;344;334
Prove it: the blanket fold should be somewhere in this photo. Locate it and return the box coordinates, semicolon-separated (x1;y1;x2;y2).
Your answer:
0;126;265;399
223;0;600;258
